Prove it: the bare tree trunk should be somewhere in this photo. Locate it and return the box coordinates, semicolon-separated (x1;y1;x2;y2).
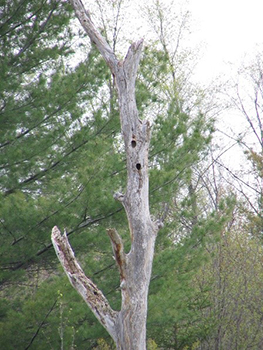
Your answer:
51;1;162;349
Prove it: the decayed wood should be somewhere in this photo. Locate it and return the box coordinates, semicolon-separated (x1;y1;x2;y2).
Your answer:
52;1;163;349
107;228;126;283
51;226;118;341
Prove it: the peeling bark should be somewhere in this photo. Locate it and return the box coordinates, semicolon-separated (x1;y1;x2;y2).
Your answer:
51;227;118;341
51;1;163;348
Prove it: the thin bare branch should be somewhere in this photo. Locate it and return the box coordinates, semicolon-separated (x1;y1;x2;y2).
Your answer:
236;86;261;146
215;160;261;195
24;299;58;350
254;91;263;148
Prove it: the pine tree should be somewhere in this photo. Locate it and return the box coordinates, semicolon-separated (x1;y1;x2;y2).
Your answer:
0;1;216;348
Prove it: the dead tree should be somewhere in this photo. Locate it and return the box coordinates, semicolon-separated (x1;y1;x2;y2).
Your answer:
51;1;162;348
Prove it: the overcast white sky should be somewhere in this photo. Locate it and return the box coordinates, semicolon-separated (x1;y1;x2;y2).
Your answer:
188;0;262;192
89;0;263;81
189;0;263;81
86;0;261;195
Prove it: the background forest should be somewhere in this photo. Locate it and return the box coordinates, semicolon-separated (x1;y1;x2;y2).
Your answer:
1;0;263;349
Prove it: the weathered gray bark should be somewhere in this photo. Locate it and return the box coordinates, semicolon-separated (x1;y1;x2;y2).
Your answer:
51;1;162;348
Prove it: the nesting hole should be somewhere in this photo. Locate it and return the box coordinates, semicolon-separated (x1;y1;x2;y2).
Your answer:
136;163;141;170
131;140;137;148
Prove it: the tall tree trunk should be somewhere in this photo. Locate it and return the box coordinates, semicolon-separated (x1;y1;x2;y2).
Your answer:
51;1;162;349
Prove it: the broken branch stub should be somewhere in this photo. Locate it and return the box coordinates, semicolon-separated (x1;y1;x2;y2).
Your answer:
51;226;118;341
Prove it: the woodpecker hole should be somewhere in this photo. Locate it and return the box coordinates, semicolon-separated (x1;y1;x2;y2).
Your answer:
136;163;141;170
131;140;136;148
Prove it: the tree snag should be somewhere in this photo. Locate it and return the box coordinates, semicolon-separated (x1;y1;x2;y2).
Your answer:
51;1;163;348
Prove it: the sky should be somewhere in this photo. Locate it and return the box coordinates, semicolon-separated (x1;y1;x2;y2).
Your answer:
84;0;261;196
189;0;263;82
89;0;263;81
188;0;262;193
89;0;262;148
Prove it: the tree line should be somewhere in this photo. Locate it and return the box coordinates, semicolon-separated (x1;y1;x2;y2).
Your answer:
0;0;262;349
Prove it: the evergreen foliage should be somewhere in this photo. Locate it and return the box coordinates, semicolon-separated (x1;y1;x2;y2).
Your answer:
1;1;263;349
